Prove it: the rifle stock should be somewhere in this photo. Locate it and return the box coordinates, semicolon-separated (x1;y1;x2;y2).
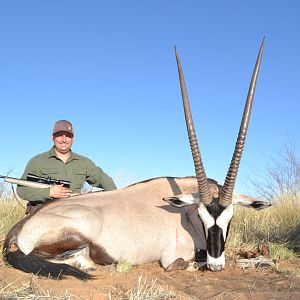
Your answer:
1;176;51;189
1;175;80;197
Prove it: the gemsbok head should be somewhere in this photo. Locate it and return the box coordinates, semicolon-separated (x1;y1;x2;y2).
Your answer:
164;38;265;271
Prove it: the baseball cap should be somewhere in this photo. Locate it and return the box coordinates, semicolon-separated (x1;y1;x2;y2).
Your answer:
53;120;74;135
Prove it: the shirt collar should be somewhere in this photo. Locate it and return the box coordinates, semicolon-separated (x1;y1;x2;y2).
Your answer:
48;146;79;162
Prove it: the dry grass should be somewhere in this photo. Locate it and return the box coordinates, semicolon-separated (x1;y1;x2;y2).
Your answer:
124;274;178;300
226;193;300;259
0;194;26;259
117;258;134;273
0;274;179;300
0;275;76;299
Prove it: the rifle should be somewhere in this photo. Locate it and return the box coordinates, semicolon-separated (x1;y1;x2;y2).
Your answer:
0;174;71;189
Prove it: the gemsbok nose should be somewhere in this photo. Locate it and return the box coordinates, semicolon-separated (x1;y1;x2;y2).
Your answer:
207;264;223;272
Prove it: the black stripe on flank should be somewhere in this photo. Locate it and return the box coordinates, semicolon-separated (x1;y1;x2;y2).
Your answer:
32;228;116;265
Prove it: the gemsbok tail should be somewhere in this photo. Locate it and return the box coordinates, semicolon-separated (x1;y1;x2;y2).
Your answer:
4;250;93;280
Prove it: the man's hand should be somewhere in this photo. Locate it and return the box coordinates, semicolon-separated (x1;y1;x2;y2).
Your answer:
50;184;72;199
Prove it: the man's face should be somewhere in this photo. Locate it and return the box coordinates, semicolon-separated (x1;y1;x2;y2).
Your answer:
52;131;74;154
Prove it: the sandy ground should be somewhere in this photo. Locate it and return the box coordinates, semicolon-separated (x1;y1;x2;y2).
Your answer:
0;257;300;299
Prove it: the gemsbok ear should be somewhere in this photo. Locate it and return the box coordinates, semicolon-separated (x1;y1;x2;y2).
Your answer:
232;194;271;210
163;193;199;208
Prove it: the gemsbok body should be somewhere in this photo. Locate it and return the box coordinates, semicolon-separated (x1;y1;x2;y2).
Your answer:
3;39;270;280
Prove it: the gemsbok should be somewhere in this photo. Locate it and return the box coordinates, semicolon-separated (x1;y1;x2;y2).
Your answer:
3;38;270;280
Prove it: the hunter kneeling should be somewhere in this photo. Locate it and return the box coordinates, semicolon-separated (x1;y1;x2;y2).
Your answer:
17;120;116;214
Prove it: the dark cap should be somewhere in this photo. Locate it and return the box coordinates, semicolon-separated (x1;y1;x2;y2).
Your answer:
53;120;74;135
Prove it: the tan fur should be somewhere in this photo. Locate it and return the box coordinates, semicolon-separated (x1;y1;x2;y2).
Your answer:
11;177;199;269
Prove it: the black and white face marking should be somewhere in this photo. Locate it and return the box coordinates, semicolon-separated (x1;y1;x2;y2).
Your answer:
198;200;233;272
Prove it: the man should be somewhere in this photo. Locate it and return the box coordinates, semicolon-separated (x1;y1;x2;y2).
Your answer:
17;120;117;214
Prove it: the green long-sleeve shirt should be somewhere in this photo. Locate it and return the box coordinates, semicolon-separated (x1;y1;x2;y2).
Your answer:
17;147;117;203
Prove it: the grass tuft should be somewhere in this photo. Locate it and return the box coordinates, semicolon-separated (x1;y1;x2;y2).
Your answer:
0;275;75;299
269;242;297;260
117;257;133;273
126;274;177;300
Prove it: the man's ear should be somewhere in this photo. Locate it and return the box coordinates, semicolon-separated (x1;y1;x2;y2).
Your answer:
233;194;271;210
163;193;199;208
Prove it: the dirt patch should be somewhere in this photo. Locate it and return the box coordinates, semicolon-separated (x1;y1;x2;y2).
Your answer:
0;258;300;299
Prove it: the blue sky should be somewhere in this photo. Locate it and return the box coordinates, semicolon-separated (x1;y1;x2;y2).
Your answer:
0;1;299;194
